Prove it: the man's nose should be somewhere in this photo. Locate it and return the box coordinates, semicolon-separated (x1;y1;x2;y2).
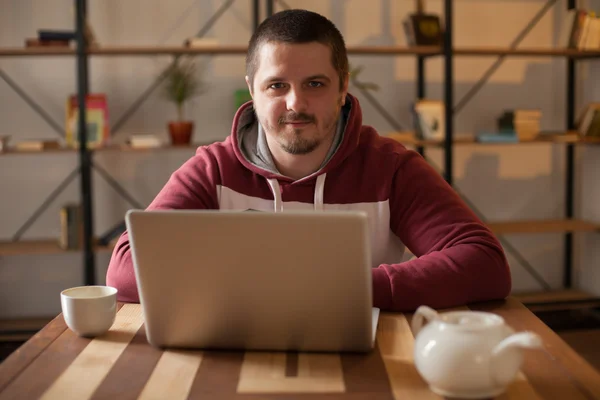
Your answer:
285;88;308;113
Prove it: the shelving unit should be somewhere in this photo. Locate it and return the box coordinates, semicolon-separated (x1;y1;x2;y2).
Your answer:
4;44;600;58
1;0;599;306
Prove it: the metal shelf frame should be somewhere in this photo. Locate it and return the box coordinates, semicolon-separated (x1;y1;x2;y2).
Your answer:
0;0;592;295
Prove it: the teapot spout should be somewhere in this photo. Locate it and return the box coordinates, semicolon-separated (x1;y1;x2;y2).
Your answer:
493;332;543;355
490;332;543;387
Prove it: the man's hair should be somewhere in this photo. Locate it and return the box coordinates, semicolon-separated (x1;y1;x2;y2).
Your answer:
246;9;349;91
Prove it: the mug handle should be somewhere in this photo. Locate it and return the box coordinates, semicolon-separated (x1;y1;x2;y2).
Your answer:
411;305;439;336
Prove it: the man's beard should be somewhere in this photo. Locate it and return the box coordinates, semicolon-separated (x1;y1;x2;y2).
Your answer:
263;109;339;155
281;133;319;155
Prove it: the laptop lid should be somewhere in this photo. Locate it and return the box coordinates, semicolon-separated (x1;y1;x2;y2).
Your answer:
125;209;376;353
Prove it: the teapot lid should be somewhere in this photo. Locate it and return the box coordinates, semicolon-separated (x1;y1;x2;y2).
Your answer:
436;311;504;331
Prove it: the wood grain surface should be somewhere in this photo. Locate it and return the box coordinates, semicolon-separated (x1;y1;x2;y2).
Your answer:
0;299;598;400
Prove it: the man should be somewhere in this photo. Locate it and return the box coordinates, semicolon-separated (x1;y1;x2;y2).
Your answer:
106;9;511;311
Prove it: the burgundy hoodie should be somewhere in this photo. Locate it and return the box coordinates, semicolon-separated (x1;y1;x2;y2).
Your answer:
106;93;511;311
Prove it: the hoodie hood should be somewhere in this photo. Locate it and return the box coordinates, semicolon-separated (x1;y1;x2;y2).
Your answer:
231;93;363;211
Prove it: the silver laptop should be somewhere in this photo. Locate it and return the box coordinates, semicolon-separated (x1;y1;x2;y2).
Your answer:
125;209;379;353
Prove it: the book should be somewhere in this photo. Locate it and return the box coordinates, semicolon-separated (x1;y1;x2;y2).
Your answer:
476;132;519;143
38;30;75;41
65;93;110;148
59;203;82;250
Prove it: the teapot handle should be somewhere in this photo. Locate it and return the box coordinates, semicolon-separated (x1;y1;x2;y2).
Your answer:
411;305;439;336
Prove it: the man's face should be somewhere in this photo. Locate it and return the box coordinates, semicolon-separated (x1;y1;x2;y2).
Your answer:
246;41;348;155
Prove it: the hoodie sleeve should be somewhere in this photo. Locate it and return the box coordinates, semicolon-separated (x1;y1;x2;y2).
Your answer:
106;149;220;303
371;150;511;312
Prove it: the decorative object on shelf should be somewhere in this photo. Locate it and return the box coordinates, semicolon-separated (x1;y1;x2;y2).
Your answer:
65;93;110;148
13;139;62;151
162;56;206;146
577;102;600;137
498;109;541;141
59;203;82;250
349;64;380;92
403;1;444;47
559;9;600;50
183;37;219;48
413;100;445;140
476;131;519;143
127;134;163;149
0;135;9;153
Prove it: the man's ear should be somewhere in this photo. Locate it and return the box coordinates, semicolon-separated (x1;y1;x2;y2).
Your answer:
340;72;350;106
245;76;254;98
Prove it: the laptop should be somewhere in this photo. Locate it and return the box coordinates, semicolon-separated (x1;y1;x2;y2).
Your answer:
125;209;379;353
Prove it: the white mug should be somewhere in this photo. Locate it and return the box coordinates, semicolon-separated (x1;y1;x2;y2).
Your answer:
60;285;118;337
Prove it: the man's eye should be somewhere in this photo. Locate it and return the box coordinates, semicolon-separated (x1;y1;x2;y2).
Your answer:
269;83;285;89
308;81;323;88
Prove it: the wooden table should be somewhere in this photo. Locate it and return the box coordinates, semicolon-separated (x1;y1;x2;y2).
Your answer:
0;297;599;400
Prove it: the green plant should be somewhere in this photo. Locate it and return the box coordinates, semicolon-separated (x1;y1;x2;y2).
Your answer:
162;56;206;121
349;64;380;92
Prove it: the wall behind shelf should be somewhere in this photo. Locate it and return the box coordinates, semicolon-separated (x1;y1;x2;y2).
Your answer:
1;0;596;317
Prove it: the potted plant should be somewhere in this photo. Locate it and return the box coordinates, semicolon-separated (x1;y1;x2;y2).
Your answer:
162;56;206;145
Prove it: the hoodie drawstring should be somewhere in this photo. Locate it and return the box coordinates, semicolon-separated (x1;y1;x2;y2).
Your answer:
313;174;326;211
267;174;327;212
267;179;283;212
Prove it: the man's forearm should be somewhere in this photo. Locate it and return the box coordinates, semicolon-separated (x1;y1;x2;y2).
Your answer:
372;241;511;312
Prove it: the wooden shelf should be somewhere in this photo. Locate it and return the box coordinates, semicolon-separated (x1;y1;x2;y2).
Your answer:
89;45;442;56
94;143;208;152
487;219;600;235
0;317;54;342
89;45;247;56
453;47;600;58
0;47;75;57
2;45;599;58
514;289;600;312
0;143;210;156
79;46;600;58
0;239;113;256
2;134;600;157
387;132;600;147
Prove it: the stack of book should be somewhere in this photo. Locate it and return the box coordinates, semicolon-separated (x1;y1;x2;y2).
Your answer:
498;109;541;141
25;30;75;48
558;9;600;50
577;103;600;137
59;204;82;250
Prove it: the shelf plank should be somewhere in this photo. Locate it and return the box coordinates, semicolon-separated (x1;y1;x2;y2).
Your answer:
90;45;247;56
1;134;599;157
94;143;208;152
0;143;211;156
513;289;600;312
387;132;600;147
453;47;600;58
0;48;75;57
3;46;600;58
0;317;54;342
88;45;441;56
514;289;599;304
487;219;600;235
0;240;113;256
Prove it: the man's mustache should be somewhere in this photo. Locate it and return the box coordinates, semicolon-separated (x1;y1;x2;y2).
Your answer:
279;113;315;124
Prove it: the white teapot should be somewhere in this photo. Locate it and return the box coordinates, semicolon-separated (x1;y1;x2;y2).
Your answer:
411;305;543;399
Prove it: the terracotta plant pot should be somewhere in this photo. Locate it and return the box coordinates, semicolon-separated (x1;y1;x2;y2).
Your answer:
168;121;194;145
